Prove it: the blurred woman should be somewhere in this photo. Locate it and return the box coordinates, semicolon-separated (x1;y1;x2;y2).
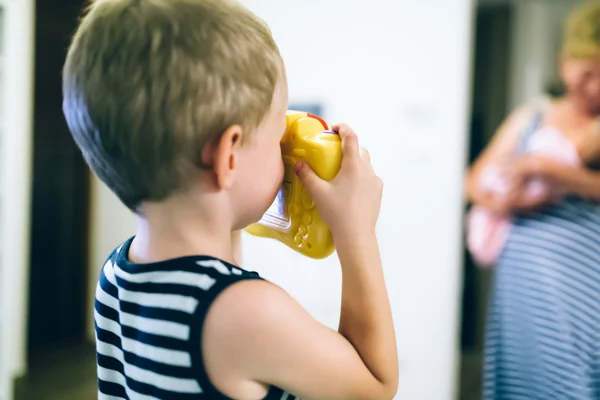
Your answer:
466;2;600;399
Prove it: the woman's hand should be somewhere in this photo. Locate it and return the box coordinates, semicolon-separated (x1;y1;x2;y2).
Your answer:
469;158;549;214
503;156;554;211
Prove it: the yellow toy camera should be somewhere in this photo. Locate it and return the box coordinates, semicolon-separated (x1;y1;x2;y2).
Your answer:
245;111;342;259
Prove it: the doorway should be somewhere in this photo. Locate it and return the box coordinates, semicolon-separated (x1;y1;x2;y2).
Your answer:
459;3;513;399
16;0;95;397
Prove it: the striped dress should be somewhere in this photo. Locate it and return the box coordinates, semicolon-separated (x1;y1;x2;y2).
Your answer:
483;114;600;399
94;237;300;399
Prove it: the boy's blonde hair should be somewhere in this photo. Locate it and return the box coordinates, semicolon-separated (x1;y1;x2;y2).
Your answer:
63;0;284;210
563;1;600;60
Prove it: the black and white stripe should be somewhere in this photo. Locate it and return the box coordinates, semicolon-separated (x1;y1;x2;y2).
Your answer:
95;238;300;399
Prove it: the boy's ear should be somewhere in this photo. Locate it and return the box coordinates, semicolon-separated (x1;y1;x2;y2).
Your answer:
207;125;244;189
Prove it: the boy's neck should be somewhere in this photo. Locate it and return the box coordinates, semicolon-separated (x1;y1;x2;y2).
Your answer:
128;193;237;265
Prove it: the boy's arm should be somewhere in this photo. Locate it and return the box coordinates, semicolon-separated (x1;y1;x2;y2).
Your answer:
202;233;398;400
206;123;397;399
336;233;397;396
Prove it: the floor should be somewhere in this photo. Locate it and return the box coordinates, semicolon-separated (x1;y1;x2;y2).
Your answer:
460;351;484;400
12;343;483;400
14;342;96;400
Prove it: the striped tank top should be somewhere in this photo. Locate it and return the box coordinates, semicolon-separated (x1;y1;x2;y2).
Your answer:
94;237;299;399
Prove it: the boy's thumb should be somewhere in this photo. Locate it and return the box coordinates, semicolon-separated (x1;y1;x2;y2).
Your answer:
294;161;324;195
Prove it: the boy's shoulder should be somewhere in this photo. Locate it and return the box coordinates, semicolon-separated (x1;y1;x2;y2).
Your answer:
198;273;309;398
101;237;258;277
97;236;299;331
96;238;269;308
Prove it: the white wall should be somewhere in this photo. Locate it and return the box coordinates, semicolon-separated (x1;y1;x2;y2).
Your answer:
239;1;474;399
0;0;35;399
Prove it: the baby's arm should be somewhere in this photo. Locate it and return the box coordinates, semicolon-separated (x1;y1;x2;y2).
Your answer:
512;153;600;200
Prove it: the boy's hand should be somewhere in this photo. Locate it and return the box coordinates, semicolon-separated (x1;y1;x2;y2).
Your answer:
294;123;383;240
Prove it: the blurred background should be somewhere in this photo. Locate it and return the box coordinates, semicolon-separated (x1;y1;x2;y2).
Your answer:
0;0;586;399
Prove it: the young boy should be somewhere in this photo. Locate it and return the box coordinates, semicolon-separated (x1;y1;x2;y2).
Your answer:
63;0;398;399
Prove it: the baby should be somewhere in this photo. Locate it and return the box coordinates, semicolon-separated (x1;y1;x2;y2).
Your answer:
467;125;600;267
